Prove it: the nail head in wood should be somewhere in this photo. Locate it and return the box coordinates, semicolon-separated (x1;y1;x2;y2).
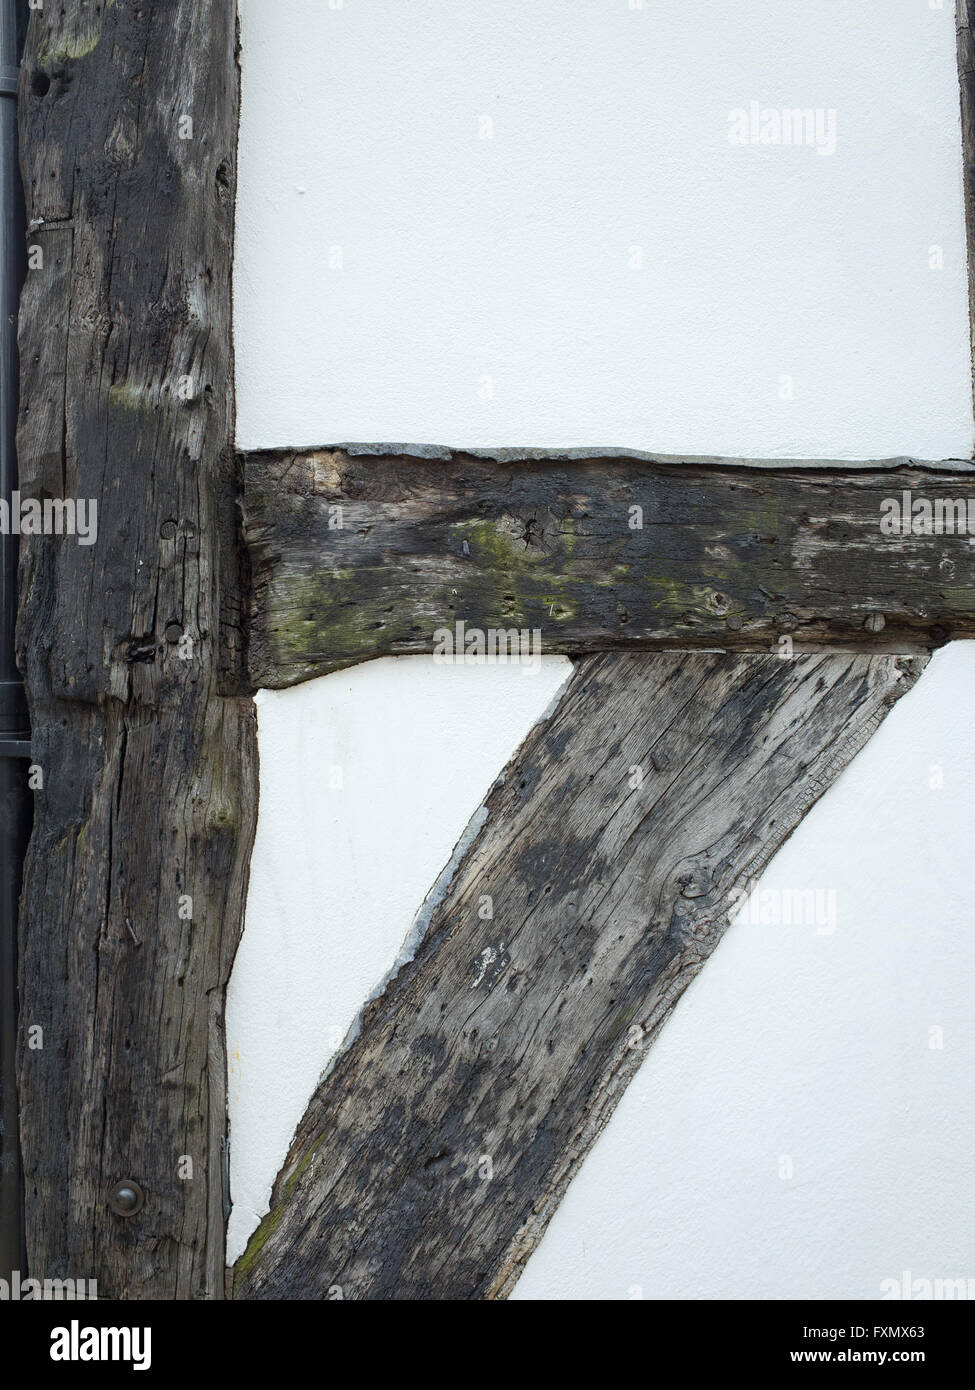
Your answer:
109;1181;145;1218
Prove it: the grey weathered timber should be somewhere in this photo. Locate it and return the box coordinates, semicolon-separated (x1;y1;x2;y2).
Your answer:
15;5;258;1297
243;448;975;688
235;649;923;1300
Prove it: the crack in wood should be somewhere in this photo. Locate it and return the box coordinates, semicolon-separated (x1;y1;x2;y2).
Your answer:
235;650;923;1300
15;2;258;1299
241;448;975;688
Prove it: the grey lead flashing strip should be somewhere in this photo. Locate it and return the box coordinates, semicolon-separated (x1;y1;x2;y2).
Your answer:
244;442;975;474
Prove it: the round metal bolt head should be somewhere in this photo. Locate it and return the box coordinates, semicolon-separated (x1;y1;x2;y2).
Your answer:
164;622;183;644
159;519;178;540
109;1180;145;1217
863;611;886;634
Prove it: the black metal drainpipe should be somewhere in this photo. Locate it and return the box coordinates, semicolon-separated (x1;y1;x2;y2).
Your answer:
0;0;31;1283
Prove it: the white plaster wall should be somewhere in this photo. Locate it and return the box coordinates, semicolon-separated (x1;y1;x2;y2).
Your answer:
512;642;975;1301
235;0;972;459
230;0;975;1295
226;658;572;1260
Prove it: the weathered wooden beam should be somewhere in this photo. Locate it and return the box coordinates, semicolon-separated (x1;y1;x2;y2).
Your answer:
235;649;923;1300
15;5;257;1297
243;447;975;688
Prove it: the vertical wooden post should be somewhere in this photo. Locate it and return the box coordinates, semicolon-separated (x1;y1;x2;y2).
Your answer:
0;0;27;1282
15;2;257;1297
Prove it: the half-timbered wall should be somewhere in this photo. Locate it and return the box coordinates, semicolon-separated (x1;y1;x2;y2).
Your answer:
225;1;975;1296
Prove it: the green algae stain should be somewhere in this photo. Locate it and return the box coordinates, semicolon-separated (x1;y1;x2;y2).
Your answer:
38;32;100;67
233;1200;285;1287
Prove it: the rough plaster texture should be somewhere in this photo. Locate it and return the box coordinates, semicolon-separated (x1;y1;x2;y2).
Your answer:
235;0;973;459
226;658;572;1262
228;647;975;1295
512;643;975;1300
230;1;975;1295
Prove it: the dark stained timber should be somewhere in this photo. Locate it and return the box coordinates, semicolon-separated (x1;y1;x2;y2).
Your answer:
15;5;258;1297
243;448;975;688
235;650;924;1300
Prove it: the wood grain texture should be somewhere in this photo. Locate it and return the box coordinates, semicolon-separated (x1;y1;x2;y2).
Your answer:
15;4;257;1297
235;649;924;1301
243;448;974;688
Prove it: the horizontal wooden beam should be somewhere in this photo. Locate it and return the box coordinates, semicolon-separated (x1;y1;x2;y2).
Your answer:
234;649;925;1300
243;448;975;688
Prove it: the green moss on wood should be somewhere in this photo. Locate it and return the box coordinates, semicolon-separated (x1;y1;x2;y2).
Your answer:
233;1200;286;1287
38;32;100;66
